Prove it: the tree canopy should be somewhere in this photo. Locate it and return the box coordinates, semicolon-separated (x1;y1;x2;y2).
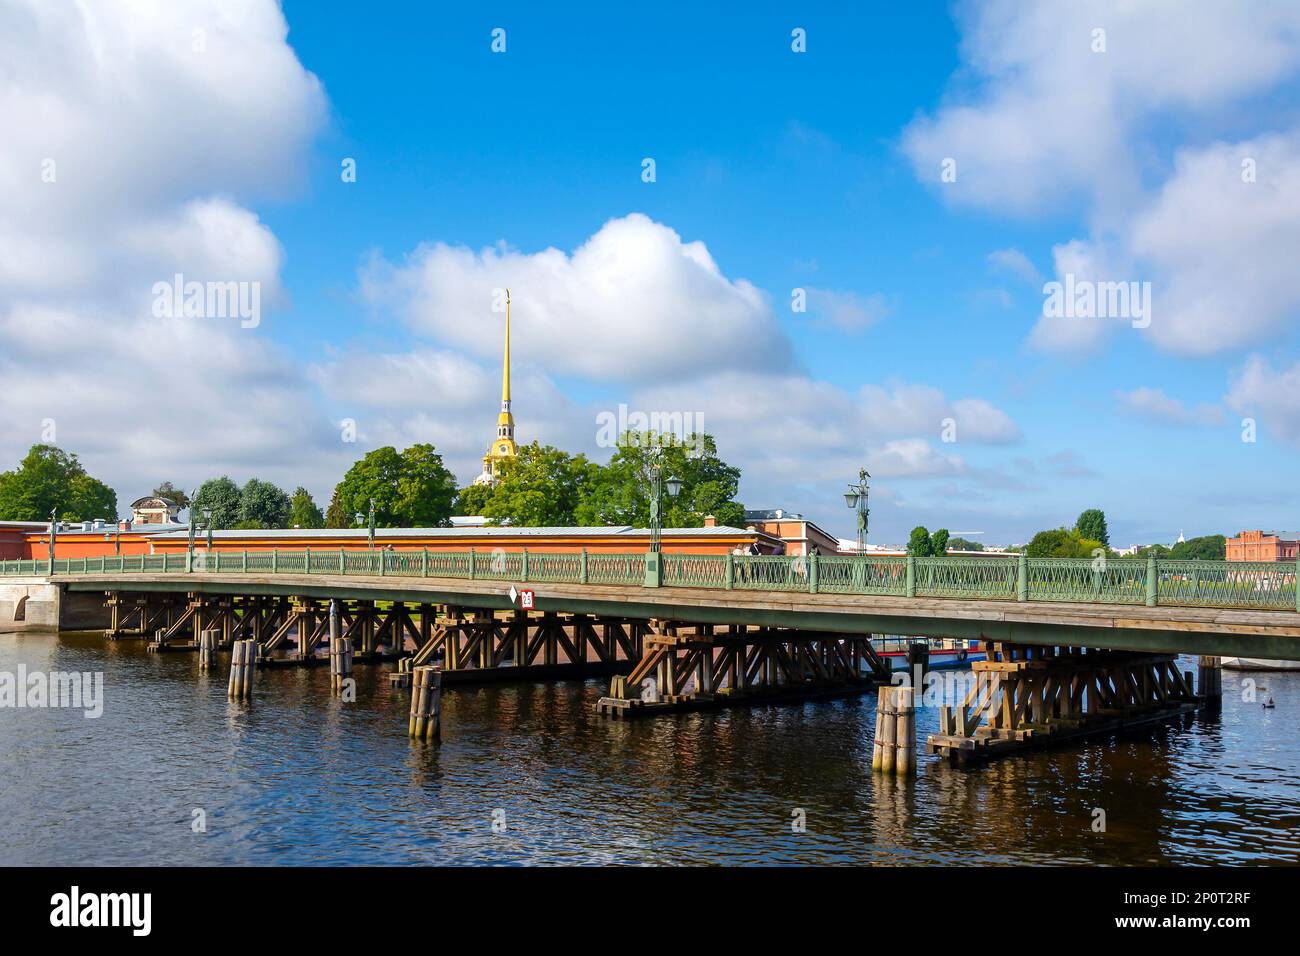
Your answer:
150;481;191;509
0;445;117;522
479;443;595;527
288;487;325;529
575;432;744;528
905;526;952;556
192;477;241;529
947;537;984;552
1025;527;1106;558
239;478;291;529
331;444;457;528
1074;509;1109;547
1169;534;1226;560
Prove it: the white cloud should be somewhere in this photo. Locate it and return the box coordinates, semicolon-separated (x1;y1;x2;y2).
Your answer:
903;1;1300;217
0;0;332;508
1117;387;1224;427
360;213;791;384
1130;132;1300;355
909;1;1300;358
1226;356;1300;447
987;248;1041;286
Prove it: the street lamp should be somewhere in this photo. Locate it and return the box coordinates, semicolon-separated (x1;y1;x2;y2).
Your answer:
48;507;58;564
355;499;375;549
644;448;682;586
203;508;213;551
845;468;870;556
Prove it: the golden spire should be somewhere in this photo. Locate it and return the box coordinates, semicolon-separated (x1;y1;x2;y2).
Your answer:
501;288;511;410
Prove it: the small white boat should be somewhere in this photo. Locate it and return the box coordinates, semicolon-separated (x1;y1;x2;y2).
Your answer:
1221;658;1300;671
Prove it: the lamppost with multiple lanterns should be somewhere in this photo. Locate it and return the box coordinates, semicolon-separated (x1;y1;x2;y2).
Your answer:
844;468;871;556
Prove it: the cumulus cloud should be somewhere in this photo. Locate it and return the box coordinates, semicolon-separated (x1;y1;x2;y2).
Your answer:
1117;387;1224;428
907;1;1300;358
0;0;333;503
361;213;791;384
628;372;1018;494
902;1;1300;216
1226;356;1300;447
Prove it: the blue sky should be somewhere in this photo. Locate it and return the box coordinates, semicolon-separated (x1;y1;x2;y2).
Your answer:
4;1;1300;546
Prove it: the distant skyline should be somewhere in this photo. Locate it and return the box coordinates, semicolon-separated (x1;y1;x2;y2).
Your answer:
3;2;1300;545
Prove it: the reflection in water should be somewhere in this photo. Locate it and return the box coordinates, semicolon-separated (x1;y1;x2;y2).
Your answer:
1;631;1297;865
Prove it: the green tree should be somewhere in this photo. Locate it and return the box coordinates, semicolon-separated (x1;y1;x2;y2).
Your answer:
907;526;933;556
324;489;347;529
239;478;290;528
575;432;744;528
947;537;984;552
1169;534;1225;560
1075;509;1110;548
331;444;457;528
192;477;241;529
929;528;950;555
288;487;324;529
0;444;117;521
453;481;495;518
481;443;595;527
150;481;191;510
1026;527;1105;558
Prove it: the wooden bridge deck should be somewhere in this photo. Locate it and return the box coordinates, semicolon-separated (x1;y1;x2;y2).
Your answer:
53;571;1300;660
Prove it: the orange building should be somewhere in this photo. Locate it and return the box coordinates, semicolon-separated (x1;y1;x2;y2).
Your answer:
1226;530;1300;562
737;509;840;556
18;523;778;561
143;525;776;557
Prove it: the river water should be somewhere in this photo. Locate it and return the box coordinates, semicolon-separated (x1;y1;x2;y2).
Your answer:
1;629;1297;866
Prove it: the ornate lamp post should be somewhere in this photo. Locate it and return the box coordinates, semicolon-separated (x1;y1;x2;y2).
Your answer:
48;507;58;565
644;448;682;586
843;468;871;556
355;498;376;549
203;508;213;552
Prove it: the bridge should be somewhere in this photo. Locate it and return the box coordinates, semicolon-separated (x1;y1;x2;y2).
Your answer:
6;549;1295;766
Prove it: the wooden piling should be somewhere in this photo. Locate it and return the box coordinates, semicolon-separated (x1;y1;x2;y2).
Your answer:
228;638;256;700
895;685;915;776
871;686;888;770
871;685;915;776
328;599;351;693
198;628;217;671
408;665;442;742
1197;656;1222;710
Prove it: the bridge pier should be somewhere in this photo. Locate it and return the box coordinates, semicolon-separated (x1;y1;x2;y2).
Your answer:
106;591;184;640
595;624;890;718
927;643;1200;767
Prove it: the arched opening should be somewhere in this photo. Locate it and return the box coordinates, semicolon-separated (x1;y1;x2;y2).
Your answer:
14;595;28;622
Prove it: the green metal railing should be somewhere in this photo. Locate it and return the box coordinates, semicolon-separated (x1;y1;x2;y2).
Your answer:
2;550;1297;612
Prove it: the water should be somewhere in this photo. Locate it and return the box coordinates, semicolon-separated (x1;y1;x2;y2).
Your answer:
2;630;1298;865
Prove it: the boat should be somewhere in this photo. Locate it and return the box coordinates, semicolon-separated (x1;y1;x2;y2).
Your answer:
874;637;986;672
1221;658;1300;671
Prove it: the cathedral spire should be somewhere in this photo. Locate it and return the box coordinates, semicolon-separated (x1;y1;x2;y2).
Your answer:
501;288;511;411
475;289;519;485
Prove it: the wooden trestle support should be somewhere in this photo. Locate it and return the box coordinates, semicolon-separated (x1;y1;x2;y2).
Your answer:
926;642;1201;766
595;623;892;718
391;608;644;686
